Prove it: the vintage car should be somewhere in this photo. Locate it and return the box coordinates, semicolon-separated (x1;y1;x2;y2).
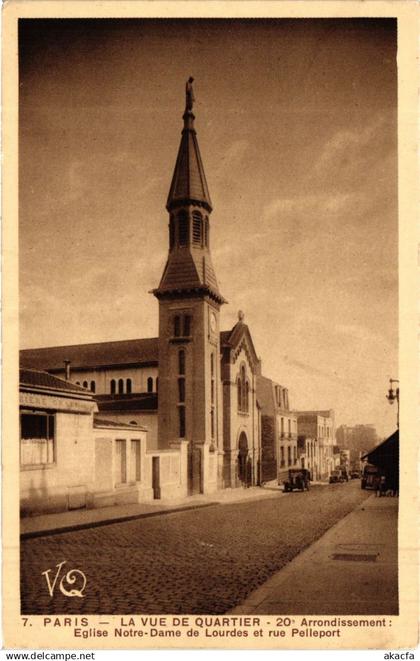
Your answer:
329;470;344;484
283;469;310;492
361;464;379;489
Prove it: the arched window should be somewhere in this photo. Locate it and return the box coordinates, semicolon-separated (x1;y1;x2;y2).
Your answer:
192;211;202;245
110;379;116;394
178;211;188;247
126;378;132;394
178;349;185;375
179;406;186;438
178;378;185;402
210;353;215;440
169;215;175;249
183;314;191;336
237;365;249;413
90;380;96;393
83;380;88;389
147;377;153;393
118;378;124;394
178;349;186;437
75;381;80;386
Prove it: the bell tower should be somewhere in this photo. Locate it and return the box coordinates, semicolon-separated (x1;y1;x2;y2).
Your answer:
153;79;226;494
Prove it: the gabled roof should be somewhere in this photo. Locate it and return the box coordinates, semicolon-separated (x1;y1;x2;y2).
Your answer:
20;337;159;371
166;110;212;212
221;319;260;371
20;368;92;397
361;430;399;465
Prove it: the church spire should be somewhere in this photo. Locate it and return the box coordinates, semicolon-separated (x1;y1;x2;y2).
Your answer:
154;79;225;305
166;77;212;213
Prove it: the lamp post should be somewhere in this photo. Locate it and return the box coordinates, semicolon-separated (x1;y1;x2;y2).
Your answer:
386;378;399;428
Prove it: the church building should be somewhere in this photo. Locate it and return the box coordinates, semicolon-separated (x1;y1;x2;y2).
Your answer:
20;82;268;496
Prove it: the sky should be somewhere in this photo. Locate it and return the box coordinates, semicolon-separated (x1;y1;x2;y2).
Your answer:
19;18;398;437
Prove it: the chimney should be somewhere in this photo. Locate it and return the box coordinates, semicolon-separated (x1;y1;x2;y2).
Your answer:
64;360;71;381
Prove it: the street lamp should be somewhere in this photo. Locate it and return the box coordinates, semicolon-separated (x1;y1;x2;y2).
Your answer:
386;378;399;428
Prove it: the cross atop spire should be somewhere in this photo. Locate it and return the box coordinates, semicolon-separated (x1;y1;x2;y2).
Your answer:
166;78;212;213
185;76;195;112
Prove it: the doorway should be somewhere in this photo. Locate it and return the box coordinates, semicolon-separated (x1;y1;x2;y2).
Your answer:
237;432;249;485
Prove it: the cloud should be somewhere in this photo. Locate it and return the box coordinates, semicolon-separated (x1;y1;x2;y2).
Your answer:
310;115;394;190
263;192;356;222
214;139;249;178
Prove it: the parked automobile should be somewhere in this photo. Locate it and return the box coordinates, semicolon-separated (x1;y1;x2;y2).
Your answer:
329;469;346;484
283;469;310;492
350;470;360;479
361;464;379;489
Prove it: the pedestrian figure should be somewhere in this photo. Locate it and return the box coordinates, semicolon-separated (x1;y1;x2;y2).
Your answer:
374;474;381;497
379;474;387;497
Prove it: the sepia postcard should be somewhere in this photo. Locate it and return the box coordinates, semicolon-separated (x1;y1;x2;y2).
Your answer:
2;0;419;651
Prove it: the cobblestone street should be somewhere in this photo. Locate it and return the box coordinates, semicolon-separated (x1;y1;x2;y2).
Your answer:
21;481;370;614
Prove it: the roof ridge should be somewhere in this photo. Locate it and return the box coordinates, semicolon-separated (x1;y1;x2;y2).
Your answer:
21;337;159;352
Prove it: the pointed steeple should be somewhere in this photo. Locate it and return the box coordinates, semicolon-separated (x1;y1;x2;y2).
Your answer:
153;79;225;305
166;77;212;213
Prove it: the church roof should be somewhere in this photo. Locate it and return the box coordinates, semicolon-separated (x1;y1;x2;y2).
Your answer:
21;332;236;372
166;110;212;212
20;337;159;372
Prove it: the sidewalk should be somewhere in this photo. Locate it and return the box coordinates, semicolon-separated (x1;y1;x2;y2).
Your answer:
20;484;283;538
230;494;398;615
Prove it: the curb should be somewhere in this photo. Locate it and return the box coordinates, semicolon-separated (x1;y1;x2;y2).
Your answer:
20;501;219;540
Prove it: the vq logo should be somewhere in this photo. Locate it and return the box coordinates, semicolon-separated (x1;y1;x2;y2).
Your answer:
42;561;87;598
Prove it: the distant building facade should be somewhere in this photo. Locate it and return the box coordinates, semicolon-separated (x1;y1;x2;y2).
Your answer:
297;435;321;480
336;424;379;469
295;410;335;479
256;376;298;483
